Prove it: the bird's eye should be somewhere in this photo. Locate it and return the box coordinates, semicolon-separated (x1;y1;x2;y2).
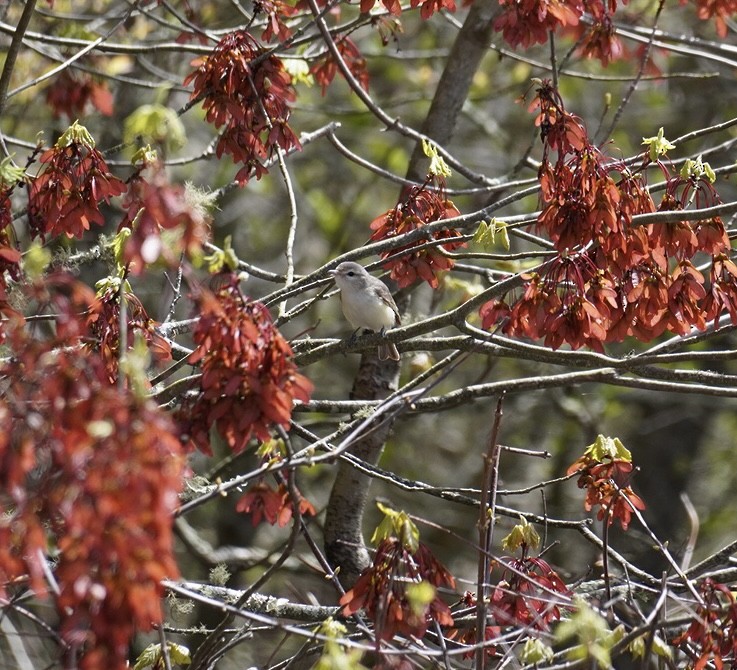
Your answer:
347;271;355;277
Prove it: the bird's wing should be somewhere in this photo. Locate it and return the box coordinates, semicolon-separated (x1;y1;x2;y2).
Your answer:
374;286;401;326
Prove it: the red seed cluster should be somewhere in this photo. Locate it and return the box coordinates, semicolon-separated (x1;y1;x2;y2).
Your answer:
481;81;734;351
181;276;313;454
370;177;465;289
0;277;184;670
183;29;300;184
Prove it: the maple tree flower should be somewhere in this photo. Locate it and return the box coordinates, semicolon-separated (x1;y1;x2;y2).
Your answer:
357;0;402;14
0;276;185;670
556;598;623;668
45;69;114;119
180;275;313;454
665;261;707;335
352;0;456;15
493;0;630;57
703;254;737;325
87;278;172;383
576;14;624;66
672;577;737;670
119;160;210;274
448;592;502;658
480;82;737;352
491;519;570;631
27;121;126;240
369;175;464;289
450;518;568;658
684;0;737;37
236;482;285;527
529;83;587;156
0;184;13;239
496;252;614;352
340;504;455;641
647;217;699;262
254;0;298;42
0;159;24;332
312;37;369;95
411;0;457;20
494;0;584;49
567;435;646;530
538;155;618;251
490;555;569;629
479;298;511;333
183;29;300;184
694;217;730;256
621;261;671;342
0;199;21;330
236;481;316;527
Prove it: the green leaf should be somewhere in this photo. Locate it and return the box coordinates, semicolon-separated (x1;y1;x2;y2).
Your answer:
283;58;314;87
399;514;420;553
442;275;483;298
134;642;191;670
316;616;348;639
472;219;509;251
370;502;399;546
168;643;192;666
555;598;615;669
110;226;132;271
124;104;187;152
94;274;130;299
501;516;540;553
0;155;26;188
680;156;716;183
22;241;52;280
119;333;152;398
472;221;492;248
257;438;285;460
651;634;674;660
520;637;554;664
131;144;159;165
584;434;632;463
641;127;675;161
422;138;452;178
371;502;420;552
56;120;96;148
406;581;435;616
704;161;717;183
313;618;369;670
204;235;240;274
628;633;672;660
497;222;510;250
134;644;160;670
314;644;366;670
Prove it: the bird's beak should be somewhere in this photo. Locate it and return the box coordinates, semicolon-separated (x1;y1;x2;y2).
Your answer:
328;269;338;277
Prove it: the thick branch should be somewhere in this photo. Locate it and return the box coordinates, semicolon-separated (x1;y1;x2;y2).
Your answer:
406;0;497;181
0;0;37;123
323;354;401;586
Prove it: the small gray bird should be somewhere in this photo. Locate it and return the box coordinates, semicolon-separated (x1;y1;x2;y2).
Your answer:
329;261;401;361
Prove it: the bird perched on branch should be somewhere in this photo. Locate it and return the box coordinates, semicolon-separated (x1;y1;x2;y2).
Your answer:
329;261;401;361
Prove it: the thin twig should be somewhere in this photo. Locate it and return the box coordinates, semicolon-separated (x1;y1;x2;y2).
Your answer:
474;394;504;670
598;0;666;143
679;493;699;572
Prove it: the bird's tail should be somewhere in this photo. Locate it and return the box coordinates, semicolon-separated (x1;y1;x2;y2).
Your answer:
378;341;400;361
